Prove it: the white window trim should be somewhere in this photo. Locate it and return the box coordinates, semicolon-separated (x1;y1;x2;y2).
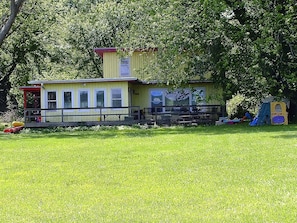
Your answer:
119;57;131;77
78;89;90;111
46;90;58;111
94;88;107;111
62;90;74;112
111;88;123;109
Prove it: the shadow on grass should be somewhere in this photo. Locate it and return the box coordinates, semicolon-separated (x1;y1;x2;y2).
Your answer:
1;123;297;141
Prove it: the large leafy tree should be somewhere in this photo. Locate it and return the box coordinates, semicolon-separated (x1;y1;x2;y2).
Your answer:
0;0;62;111
63;1;127;79
1;0;296;121
118;0;297;121
0;0;121;111
221;0;297;116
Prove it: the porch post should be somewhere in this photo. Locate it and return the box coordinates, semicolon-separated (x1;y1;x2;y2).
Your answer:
137;106;140;121
23;91;27;109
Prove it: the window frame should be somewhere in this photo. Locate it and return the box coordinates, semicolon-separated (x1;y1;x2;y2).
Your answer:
119;57;131;77
149;88;206;112
111;88;122;108
150;89;166;113
191;87;206;105
78;89;90;111
62;90;74;111
165;89;191;111
46;91;57;111
94;88;106;110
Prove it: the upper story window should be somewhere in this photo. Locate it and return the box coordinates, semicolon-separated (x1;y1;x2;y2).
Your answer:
111;88;122;107
47;91;57;109
79;90;89;108
120;57;130;77
63;91;73;109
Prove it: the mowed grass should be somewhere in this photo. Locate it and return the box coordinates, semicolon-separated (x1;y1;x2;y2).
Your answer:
0;124;297;222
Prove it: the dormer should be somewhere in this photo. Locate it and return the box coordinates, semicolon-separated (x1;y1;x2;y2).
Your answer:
94;48;157;80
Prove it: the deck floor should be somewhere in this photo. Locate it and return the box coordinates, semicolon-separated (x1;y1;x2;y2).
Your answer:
24;116;215;128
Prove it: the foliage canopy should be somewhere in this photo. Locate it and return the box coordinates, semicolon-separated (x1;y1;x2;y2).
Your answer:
0;0;296;120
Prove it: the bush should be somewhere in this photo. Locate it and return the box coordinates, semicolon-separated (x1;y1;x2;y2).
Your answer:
226;93;258;118
0;109;22;123
0;123;9;131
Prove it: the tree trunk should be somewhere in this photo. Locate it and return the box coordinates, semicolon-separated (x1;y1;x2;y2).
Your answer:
0;0;26;47
0;74;11;112
287;95;297;124
0;62;17;112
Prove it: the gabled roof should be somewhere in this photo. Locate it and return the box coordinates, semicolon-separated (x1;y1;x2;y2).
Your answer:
94;48;117;57
94;47;158;58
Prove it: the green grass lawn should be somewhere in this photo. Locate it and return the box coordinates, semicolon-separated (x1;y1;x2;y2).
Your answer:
0;124;297;222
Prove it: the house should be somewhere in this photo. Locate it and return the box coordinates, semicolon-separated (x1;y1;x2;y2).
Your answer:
20;48;224;127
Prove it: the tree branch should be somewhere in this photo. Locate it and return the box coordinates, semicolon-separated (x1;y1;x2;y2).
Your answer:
0;0;26;47
223;0;259;41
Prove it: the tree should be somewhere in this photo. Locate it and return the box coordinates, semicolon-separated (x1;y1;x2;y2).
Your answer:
0;0;132;111
219;0;297;120
62;1;123;79
117;0;297;121
0;0;26;47
0;0;61;111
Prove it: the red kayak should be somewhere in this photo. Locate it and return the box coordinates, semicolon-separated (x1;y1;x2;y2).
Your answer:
3;126;23;133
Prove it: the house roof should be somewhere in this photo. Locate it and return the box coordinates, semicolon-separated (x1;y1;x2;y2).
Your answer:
19;86;41;91
142;79;213;85
28;77;140;85
27;77;212;86
94;47;158;58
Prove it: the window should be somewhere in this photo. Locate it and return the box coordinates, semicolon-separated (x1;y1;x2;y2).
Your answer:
150;90;163;112
150;88;206;112
165;90;191;107
95;90;105;107
192;88;206;105
120;57;130;77
111;88;122;107
63;91;73;108
47;91;57;109
79;90;89;108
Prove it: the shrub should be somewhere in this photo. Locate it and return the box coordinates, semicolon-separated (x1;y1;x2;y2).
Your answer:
226;93;258;118
0;109;22;123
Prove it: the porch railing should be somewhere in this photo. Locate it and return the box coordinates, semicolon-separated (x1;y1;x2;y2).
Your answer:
143;105;225;125
24;106;142;124
24;104;225;126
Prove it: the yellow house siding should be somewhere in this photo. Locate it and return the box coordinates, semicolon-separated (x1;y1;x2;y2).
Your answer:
103;51;156;79
129;84;151;108
103;53;119;78
130;52;156;79
101;49;211;81
129;83;222;109
42;82;129;107
40;81;130;122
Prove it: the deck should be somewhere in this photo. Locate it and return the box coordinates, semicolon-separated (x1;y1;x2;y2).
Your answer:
23;105;225;128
